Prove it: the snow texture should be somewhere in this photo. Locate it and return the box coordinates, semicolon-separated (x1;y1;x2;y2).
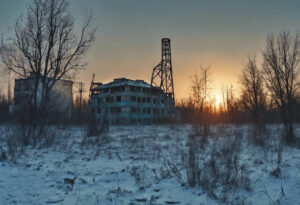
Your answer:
0;125;299;204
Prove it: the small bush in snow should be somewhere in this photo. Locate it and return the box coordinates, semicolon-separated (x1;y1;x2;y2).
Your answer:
185;127;251;200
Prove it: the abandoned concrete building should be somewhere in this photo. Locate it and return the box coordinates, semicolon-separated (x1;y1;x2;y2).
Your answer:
11;72;73;117
89;78;175;124
89;38;175;124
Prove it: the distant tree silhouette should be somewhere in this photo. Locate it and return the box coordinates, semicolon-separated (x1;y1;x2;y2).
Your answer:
263;30;299;144
239;56;267;145
189;65;212;143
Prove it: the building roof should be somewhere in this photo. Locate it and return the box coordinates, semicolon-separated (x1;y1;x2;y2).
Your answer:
15;72;73;84
92;78;153;90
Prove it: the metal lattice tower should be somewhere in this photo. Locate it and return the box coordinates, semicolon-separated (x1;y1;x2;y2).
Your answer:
151;38;175;100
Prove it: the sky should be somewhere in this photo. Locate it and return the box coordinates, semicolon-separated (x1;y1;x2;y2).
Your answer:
1;0;300;103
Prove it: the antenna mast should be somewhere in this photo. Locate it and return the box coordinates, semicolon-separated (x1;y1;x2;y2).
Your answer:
151;38;175;100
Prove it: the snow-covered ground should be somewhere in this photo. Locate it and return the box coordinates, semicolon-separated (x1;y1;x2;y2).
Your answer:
0;124;299;205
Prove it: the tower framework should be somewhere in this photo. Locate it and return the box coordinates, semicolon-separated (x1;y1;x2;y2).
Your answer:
151;38;175;100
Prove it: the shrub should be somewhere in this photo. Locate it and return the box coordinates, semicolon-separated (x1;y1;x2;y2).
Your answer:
185;127;250;200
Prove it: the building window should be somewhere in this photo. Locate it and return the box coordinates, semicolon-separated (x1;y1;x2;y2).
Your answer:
147;98;150;103
111;107;121;113
97;98;102;104
143;98;146;103
161;99;164;104
153;108;159;114
137;97;141;102
116;96;121;102
106;96;114;102
131;107;136;113
97;108;101;113
130;118;137;123
131;96;136;102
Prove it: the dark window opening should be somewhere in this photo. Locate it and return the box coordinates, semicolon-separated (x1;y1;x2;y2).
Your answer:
106;97;114;102
131;96;136;102
111;107;121;113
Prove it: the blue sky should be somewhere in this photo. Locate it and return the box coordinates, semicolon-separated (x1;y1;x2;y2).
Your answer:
1;0;300;100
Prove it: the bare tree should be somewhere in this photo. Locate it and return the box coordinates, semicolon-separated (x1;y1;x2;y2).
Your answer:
263;30;299;144
190;65;212;112
239;56;267;144
190;65;212;143
0;0;95;153
0;0;95;115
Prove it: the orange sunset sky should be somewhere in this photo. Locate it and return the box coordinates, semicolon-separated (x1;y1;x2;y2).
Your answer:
1;0;300;103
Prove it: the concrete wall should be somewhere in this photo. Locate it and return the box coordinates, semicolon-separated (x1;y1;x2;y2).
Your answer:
12;75;73;118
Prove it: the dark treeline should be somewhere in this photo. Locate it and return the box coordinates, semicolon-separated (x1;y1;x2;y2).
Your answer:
177;30;300;144
178;92;300;124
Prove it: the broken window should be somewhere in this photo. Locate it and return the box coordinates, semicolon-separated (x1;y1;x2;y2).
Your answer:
106;96;114;102
116;96;121;102
131;96;136;102
110;107;121;113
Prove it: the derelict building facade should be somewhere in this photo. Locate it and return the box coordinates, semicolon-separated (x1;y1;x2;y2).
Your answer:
89;78;175;124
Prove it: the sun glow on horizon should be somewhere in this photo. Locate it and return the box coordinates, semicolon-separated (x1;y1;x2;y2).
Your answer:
210;89;223;108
